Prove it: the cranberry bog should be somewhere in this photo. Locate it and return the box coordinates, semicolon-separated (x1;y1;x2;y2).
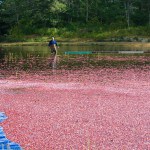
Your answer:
0;45;150;149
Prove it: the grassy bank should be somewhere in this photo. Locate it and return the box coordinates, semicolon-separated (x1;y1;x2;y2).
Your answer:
0;24;150;43
1;41;150;49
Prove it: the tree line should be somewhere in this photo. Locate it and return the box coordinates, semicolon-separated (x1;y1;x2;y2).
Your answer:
0;0;150;35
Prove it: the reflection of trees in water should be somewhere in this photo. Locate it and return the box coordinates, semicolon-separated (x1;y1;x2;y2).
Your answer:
0;50;150;73
0;52;59;71
0;48;5;64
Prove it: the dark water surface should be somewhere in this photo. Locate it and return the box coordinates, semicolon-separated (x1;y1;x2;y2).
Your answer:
0;45;150;74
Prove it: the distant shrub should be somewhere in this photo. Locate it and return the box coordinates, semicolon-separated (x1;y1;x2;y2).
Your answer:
1;23;149;42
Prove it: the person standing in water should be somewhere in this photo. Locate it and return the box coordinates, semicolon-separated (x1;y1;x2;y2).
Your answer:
48;37;58;55
48;37;59;69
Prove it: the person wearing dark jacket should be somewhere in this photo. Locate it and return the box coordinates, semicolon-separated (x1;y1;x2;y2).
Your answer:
48;37;58;55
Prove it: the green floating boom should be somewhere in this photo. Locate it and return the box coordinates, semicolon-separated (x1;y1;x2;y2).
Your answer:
65;51;93;55
65;50;145;55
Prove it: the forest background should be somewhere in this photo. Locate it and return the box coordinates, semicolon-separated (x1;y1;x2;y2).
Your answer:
0;0;150;42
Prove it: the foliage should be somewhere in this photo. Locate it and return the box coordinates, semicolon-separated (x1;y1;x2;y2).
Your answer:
0;0;150;41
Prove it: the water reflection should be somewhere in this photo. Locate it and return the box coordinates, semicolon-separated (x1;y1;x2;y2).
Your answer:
0;45;149;75
50;54;58;69
0;48;5;64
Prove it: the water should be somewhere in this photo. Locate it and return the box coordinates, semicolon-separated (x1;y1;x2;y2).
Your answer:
0;44;149;74
0;44;150;149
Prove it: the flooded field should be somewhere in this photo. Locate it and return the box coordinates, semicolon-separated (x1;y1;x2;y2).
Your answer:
0;44;150;149
0;44;150;74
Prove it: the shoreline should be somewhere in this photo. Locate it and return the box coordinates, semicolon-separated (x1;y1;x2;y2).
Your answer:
0;41;150;47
